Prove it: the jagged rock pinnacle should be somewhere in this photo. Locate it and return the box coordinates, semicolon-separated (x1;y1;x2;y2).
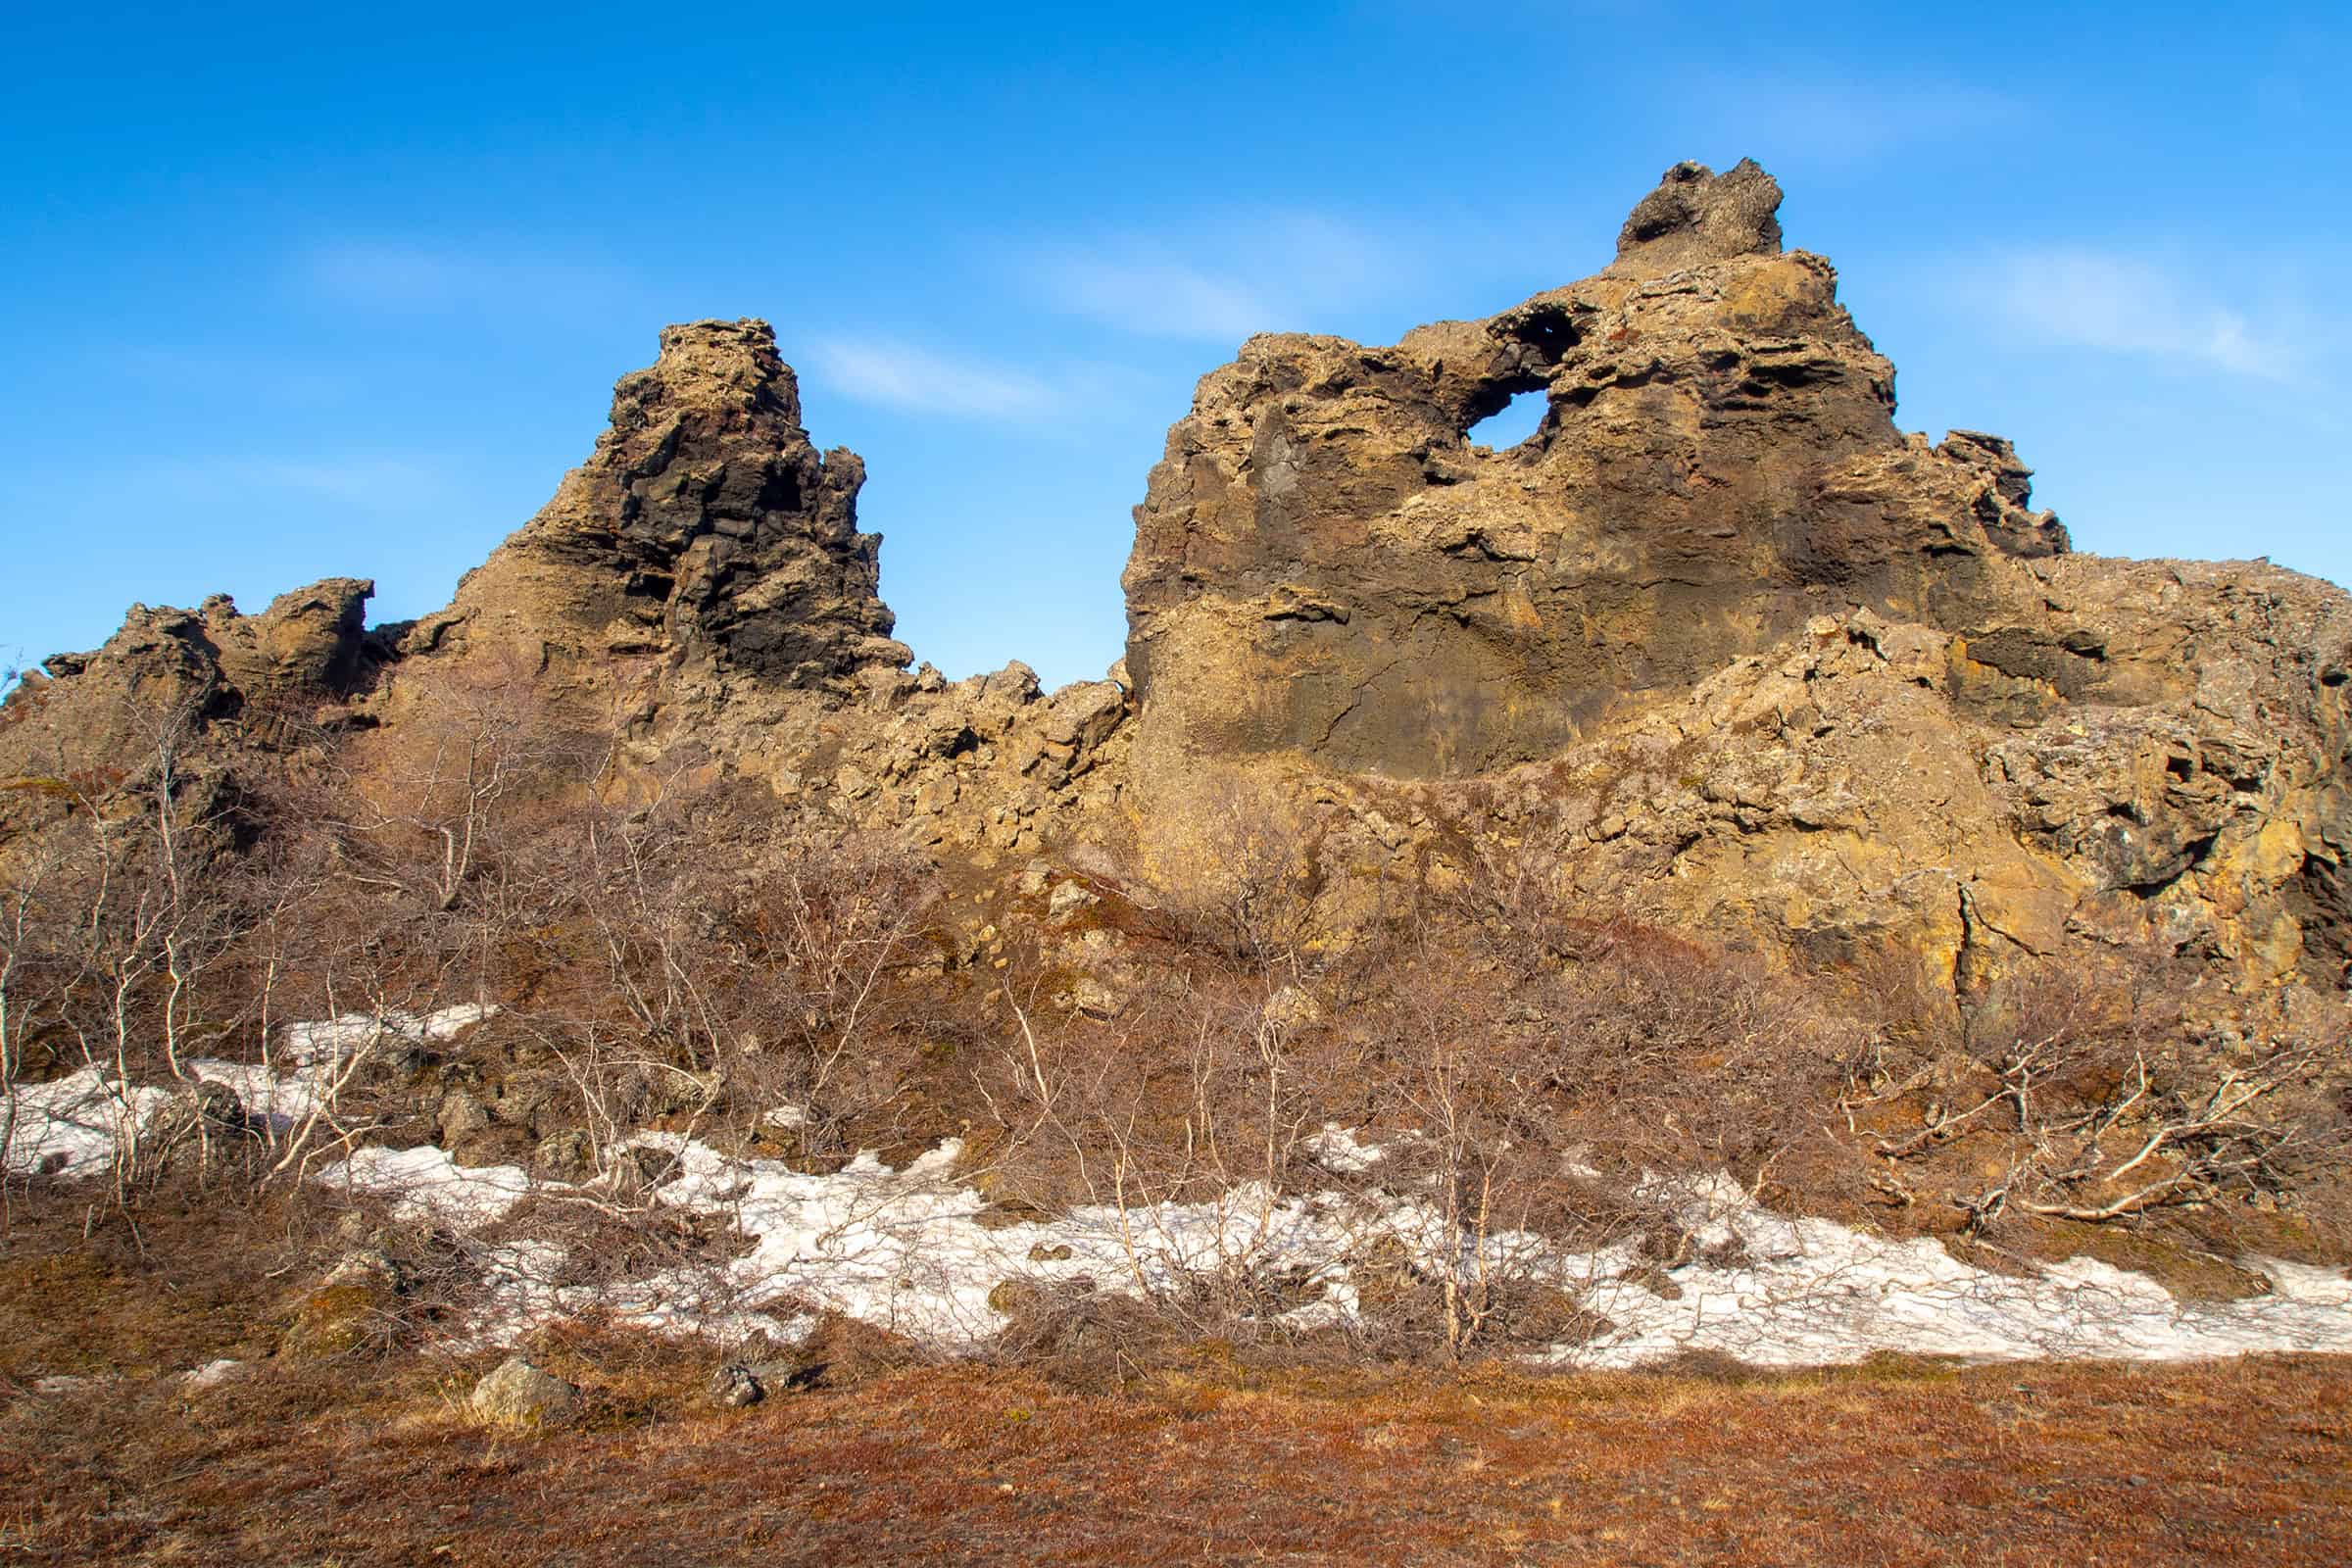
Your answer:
1606;158;1785;278
424;318;910;689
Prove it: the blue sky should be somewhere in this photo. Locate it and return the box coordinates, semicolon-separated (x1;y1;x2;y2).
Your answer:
3;1;2345;689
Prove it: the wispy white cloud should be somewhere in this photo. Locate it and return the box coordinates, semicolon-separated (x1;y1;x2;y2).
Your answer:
298;242;628;313
153;454;457;510
808;337;1066;420
1964;247;2311;382
1012;212;1435;341
1035;251;1271;342
1683;74;2033;168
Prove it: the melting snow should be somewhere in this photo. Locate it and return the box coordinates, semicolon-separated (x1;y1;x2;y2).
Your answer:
11;1008;2352;1369
412;1130;2352;1367
319;1145;538;1227
1548;1174;2352;1368
1304;1122;1386;1174
4;1005;496;1171
2;1067;173;1178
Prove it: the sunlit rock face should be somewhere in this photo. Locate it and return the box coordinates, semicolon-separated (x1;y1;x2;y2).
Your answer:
1121;158;2069;778
414;317;911;690
1114;157;2350;988
0;576;374;809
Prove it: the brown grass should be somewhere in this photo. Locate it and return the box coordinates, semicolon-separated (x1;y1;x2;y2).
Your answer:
3;1335;2348;1566
0;1181;326;1383
3;1195;2349;1567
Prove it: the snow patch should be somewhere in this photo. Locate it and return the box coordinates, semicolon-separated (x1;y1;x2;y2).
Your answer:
13;1008;2352;1370
1305;1122;1386;1174
440;1131;2352;1367
3;1004;497;1175
1;1067;172;1178
1553;1182;2352;1368
319;1145;537;1227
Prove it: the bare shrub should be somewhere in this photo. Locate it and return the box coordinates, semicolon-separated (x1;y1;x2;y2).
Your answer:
1869;948;2352;1237
0;691;283;1213
468;770;956;1207
1333;912;1868;1357
968;815;1874;1365
339;658;607;914
1152;771;1324;977
973;963;1347;1321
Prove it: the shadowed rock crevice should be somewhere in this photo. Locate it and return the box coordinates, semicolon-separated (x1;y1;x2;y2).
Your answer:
2291;850;2352;985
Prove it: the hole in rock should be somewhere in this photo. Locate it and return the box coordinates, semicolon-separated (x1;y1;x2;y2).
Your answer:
1464;388;1549;450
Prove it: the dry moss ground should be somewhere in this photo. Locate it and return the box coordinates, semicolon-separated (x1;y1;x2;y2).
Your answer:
3;1323;2348;1565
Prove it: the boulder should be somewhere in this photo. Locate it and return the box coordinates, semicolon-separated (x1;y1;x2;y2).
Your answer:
708;1361;763;1407
279;1283;386;1360
470;1355;580;1426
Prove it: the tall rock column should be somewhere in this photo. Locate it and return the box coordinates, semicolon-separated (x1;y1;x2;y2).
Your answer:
414;318;909;692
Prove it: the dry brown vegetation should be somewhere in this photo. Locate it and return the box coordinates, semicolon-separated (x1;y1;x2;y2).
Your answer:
4;686;2352;1561
4;1136;2346;1566
2;1295;2348;1568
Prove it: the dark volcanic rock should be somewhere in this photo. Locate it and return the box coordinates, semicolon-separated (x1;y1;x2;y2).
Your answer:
1607;158;1786;278
414;318;909;689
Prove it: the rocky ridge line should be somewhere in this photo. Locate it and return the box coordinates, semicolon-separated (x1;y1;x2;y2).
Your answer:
4;159;2347;993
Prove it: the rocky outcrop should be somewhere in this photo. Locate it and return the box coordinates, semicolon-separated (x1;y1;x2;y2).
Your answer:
1115;157;2348;988
0;578;373;830
1319;558;2348;989
1122;159;2067;778
4;157;2344;997
406;318;909;692
31;578;374;713
768;660;1132;858
1607;157;1786;278
2;319;1129;871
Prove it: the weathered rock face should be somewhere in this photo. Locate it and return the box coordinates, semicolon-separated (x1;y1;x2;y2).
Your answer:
1123;159;2067;777
1347;558;2349;989
1;320;1129;872
0;578;373;801
1607;157;1786;278
33;579;375;712
408;318;909;690
1114;157;2350;990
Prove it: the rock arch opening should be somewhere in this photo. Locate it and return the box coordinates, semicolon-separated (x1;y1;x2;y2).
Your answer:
1464;387;1548;450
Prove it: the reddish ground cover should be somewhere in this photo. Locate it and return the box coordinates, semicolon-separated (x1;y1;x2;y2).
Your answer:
3;1345;2347;1566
